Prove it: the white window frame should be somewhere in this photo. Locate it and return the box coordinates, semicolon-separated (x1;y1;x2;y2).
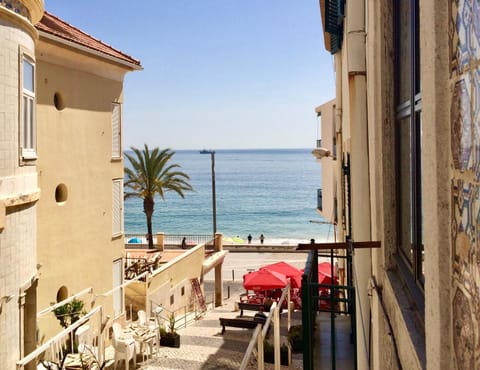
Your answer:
112;179;124;237
112;259;124;318
20;51;36;160
112;102;122;159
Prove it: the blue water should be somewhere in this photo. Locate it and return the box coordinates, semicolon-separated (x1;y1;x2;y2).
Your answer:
124;149;334;243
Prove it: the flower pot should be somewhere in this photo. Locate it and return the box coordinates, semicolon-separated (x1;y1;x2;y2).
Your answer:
160;333;180;348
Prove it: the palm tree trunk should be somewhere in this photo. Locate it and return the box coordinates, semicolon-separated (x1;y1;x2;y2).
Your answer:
144;197;155;248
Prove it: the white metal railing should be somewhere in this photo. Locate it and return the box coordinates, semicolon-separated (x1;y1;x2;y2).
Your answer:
17;306;104;370
239;283;291;370
37;287;93;318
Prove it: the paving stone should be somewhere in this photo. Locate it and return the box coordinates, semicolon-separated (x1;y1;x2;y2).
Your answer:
137;282;302;369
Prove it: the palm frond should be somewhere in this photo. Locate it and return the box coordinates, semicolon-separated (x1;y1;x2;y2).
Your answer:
124;145;193;207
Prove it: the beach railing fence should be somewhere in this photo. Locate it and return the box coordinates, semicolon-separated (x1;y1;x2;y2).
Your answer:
124;233;152;247
124;233;214;249
164;234;214;249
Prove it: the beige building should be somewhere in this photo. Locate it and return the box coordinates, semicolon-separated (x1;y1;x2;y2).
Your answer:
317;0;477;369
0;1;44;369
34;11;141;338
312;99;337;227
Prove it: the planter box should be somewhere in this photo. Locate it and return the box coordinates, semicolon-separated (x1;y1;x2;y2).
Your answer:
160;333;180;348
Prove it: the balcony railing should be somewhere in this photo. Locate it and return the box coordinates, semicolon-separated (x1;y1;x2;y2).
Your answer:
316;139;322;148
317;188;323;211
300;243;356;370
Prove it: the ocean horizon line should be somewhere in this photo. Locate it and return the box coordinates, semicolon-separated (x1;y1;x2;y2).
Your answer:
123;147;313;153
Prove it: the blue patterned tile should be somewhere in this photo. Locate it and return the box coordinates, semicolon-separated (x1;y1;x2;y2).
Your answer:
452;77;473;171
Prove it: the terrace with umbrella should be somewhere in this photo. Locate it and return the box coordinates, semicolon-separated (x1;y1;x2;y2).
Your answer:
240;261;338;310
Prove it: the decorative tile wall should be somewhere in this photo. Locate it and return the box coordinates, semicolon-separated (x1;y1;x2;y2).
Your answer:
451;0;480;369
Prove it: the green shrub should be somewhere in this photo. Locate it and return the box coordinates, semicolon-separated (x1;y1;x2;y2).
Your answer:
287;325;303;353
53;298;86;328
263;341;289;365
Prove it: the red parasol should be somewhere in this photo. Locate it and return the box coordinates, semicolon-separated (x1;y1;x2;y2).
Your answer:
243;268;288;290
318;262;338;285
262;261;302;288
301;262;338;285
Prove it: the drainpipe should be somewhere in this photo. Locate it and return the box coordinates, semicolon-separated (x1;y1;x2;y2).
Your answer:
345;1;371;370
334;52;346;292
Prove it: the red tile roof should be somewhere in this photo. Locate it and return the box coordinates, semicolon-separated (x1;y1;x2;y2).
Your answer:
36;11;141;68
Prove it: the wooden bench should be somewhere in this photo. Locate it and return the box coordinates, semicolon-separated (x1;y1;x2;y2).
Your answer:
237;302;272;317
219;317;259;334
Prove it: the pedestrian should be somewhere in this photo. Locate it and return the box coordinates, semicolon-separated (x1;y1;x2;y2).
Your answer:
247;234;252;244
181;237;187;249
260;234;264;244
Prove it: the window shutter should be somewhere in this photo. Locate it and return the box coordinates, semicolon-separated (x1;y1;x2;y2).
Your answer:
325;0;345;54
112;259;123;317
112;179;123;236
112;103;121;158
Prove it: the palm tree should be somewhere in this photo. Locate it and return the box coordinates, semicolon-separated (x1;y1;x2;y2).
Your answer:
124;145;193;248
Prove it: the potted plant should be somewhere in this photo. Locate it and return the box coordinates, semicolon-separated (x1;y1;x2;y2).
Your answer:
53;298;86;352
159;312;180;348
287;325;303;353
263;341;289;365
53;298;85;328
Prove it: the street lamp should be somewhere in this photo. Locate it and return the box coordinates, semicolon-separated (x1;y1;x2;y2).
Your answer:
200;150;217;235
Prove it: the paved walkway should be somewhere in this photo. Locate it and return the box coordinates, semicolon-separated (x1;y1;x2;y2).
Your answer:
137;282;302;370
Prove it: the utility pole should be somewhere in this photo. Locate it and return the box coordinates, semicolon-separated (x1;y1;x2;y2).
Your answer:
200;150;217;235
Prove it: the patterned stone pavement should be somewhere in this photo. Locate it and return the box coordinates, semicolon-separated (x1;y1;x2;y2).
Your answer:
137;281;303;370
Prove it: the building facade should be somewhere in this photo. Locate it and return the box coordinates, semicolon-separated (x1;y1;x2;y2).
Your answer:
313;99;337;228
34;11;141;339
0;1;44;369
318;0;477;369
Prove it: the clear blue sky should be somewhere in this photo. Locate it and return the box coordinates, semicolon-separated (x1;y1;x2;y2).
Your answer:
45;1;335;150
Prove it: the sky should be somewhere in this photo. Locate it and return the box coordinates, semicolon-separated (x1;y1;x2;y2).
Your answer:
45;1;335;150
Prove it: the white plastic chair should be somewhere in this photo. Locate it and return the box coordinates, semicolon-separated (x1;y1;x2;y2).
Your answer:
75;324;90;354
112;323;136;370
136;310;156;360
137;310;147;326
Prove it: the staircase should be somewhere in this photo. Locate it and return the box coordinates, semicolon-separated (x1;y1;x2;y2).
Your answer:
190;278;207;313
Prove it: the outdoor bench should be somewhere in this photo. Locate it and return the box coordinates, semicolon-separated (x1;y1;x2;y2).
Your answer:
237;302;272;317
219;317;259;334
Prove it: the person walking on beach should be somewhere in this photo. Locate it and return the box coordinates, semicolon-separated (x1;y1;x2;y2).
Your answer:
247;234;252;244
260;234;265;244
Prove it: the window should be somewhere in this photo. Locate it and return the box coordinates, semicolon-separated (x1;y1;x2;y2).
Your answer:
113;259;123;317
112;179;123;236
394;0;423;289
112;103;122;158
21;55;36;159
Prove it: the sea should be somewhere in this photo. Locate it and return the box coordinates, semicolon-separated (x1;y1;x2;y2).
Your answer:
124;148;335;245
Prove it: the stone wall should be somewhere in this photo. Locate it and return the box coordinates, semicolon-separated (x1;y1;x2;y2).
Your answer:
0;5;40;369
